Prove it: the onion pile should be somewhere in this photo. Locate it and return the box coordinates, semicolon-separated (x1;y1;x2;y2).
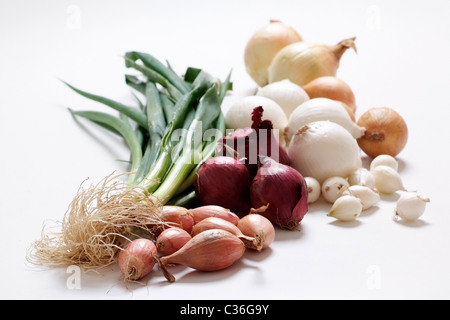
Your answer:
115;204;275;282
197;107;308;229
240;21;429;225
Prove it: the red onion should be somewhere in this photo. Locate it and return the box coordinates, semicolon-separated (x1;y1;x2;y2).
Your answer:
193;156;252;217
250;157;308;229
117;238;157;281
218;106;290;178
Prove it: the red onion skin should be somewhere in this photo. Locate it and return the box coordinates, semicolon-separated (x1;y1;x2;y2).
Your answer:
194;156;252;217
219;126;290;178
250;158;308;228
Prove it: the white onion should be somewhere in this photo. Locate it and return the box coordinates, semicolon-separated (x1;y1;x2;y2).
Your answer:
370;154;399;171
288;121;362;183
225;95;288;132
286;98;365;143
321;176;349;203
394;191;430;221
256;79;310;117
371;165;405;194
342;185;380;210
348;168;375;188
304;176;321;203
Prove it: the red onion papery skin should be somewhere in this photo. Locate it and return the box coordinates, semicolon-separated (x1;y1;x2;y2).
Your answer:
250;106;290;168
217;106;290;179
250;157;308;229
193;156;252;217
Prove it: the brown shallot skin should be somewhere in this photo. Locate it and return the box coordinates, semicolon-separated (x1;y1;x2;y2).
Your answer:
151;205;194;236
188;205;241;226
238;213;275;250
156;227;191;256
160;229;245;273
117;238;157;281
192;217;263;251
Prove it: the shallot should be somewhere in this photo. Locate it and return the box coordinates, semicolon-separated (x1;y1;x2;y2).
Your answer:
238;212;275;250
192;217;263;251
118;238;157;281
188;205;241;225
156;227;191;256
155;229;246;282
152;205;194;235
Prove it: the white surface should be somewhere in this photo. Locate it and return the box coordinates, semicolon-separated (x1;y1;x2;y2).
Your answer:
1;0;450;300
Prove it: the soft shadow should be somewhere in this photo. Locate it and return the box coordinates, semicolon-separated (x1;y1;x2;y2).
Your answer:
393;218;429;228
359;205;380;217
306;197;331;213
328;219;362;228
173;260;258;284
244;247;273;262
379;192;401;202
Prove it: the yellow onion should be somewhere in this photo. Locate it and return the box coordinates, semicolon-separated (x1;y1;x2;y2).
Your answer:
244;20;303;86
303;76;357;113
357;107;408;158
268;37;357;87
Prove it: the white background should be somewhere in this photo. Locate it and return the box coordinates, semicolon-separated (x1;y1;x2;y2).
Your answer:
1;0;449;300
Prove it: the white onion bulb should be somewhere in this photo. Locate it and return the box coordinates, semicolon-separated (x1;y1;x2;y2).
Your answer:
224;95;288;134
285;98;365;143
370;154;399;171
256;79;310;117
288;121;362;183
394;191;430;221
305;176;321;203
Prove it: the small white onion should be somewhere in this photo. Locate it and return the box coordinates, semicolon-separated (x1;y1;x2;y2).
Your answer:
370;154;399;171
371;165;405;194
305;176;321;203
256;79;310;117
288;121;362;184
394;191;430;221
321;176;349;203
225;95;288;132
348;168;375;189
327;195;362;222
342;185;380;210
285;98;365;143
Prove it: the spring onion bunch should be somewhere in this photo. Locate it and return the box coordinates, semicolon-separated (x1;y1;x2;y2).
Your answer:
66;51;231;206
